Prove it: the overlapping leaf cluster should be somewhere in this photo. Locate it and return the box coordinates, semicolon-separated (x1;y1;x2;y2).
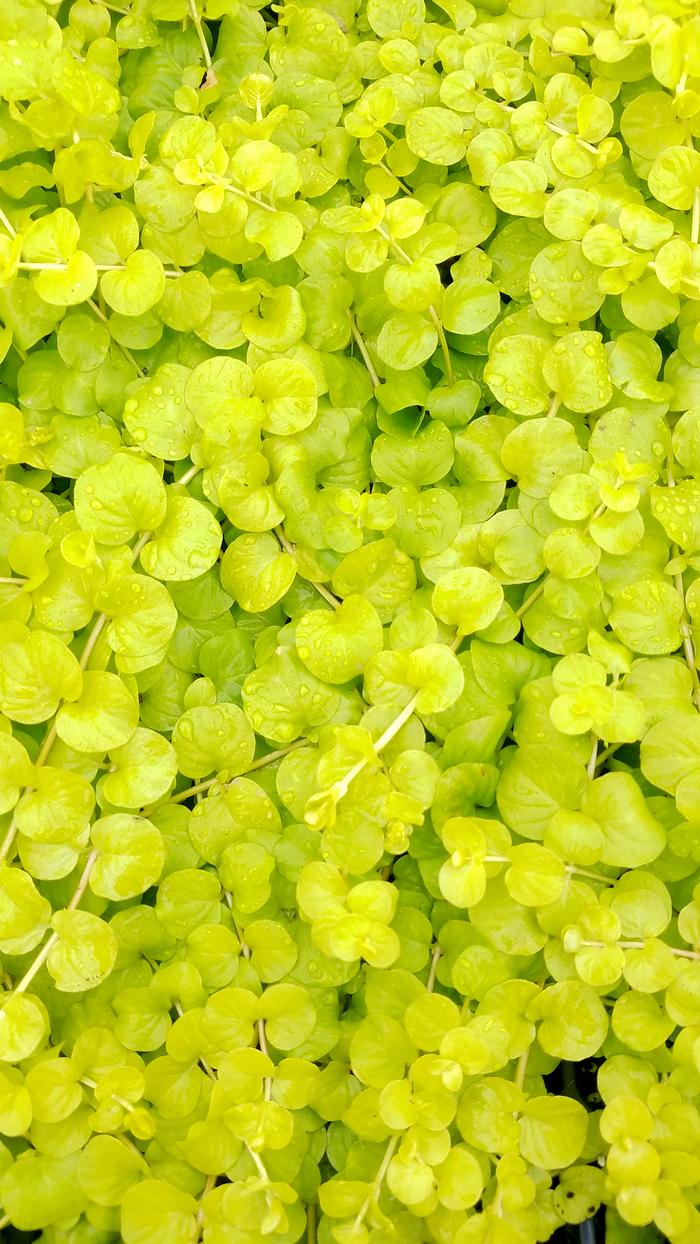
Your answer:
3;0;700;1241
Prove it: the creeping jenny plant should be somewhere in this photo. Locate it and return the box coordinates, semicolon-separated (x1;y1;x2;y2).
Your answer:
4;0;700;1242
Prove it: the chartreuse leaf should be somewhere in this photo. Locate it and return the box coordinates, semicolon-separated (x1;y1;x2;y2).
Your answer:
518;1096;589;1169
220;533;296;613
100;251;166;316
102;728;177;808
243;649;340;742
432;567;504;635
255;359;318;435
542;331;612;413
55;670;138;752
1;2;700;1240
0;630;82;724
529;242;604;324
172;703;255;779
78;1135;147;1206
74;452;167;545
121;1179;197;1244
0;734;32;813
139;495;222;581
34;253;97;307
123;365;197;462
0;865;50;955
0;1149;86;1230
295;595;383;683
47;910;118;992
90;814;165;900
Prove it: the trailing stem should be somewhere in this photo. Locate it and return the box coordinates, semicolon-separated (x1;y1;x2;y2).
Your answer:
377;226;454;385
352;1134;398;1234
13;849;98;995
0;509;192;864
306;1203;316;1244
306;633;462;826
187;0;213;71
346;310;380;389
274;527;340;609
668;462;700;709
146;741;304;814
516;578;545;618
580;938;700;960
426;945;442;992
87;299;144;376
428;306;454;384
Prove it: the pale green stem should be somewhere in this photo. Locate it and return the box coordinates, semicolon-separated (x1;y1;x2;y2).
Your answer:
0;711;59;861
429;305;454;385
373;695;419;755
313;581;340;609
34;722;57;768
0;818;18;864
513;1046;530;1092
485;853;614;887
13;850;98;995
305;693;418;826
426;945;441;993
495;100;599;153
580;938;700;960
307;633;461;825
148;742;304;814
565;864;616;885
78;529;153;674
80;1076;135;1113
546;118;599;153
130;530;153;562
0;526;163;863
352;1135;398;1233
229;184;275;214
87;298;144;377
693;187;700;247
0;208;16;237
595;742;619;770
257;1018;272;1100
668;462;700;709
17;262;182;275
177;462;202;487
306;1204;316;1244
274;526;340;609
346;310;380;389
187;0;213;70
378;162;413;197
377;226;452;383
79;611;108;671
196;1175;217;1230
245;1143;270;1182
516;578;546;618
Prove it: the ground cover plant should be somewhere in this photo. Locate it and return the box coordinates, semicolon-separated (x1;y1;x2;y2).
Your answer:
5;0;700;1242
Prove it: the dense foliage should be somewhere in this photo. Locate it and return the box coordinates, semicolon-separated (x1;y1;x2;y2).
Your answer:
4;0;700;1241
